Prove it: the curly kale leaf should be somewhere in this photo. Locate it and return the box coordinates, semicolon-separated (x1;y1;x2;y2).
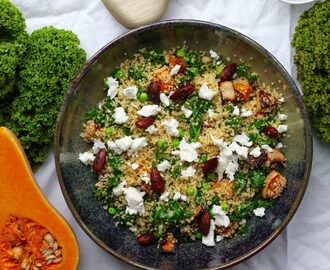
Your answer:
292;1;330;142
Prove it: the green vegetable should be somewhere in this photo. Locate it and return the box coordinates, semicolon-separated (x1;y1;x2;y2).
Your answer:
157;140;168;150
236;63;258;82
6;26;86;168
108;207;117;215
178;127;185;138
128;66;144;81
143;50;165;65
187;186;195;196
202;183;211;191
215;66;224;76
200;154;208;163
195;231;203;239
105;127;112;137
291;1;330;142
172;138;180;148
175;48;186;57
138;92;148;102
209;208;214;217
169;166;181;178
221;202;228;212
233;171;248;194
250;171;266;189
122;127;131;136
113;69;125;80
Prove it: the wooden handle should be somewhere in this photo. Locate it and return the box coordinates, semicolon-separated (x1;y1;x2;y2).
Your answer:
102;0;169;29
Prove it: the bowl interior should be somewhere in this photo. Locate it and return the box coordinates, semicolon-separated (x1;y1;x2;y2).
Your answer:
55;21;312;270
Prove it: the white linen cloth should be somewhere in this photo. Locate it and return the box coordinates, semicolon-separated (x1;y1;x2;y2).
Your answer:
11;0;330;269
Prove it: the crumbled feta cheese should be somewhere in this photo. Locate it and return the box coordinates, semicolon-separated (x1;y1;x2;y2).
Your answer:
173;138;201;163
106;77;119;99
131;163;139;170
157;160;171;172
199;83;217;100
160;93;170;107
141;172;150;184
79;152;95;165
181;195;188;202
170;64;181;76
207;109;216;118
216;235;224;242
146;124;158;134
233;106;240;116
123;86;138;99
173;192;182;201
229;141;249;159
107;136;133;154
113;181;127;196
278;113;288;121
162;119;179;137
181;166;196;178
202;220;216;247
209;50;219;60
181;106;193;118
250;147;261;158
124;187;145;215
137;105;161;117
279;97;285;103
128;137;148;156
92;140;106;154
160;191;170;202
212;205;230;227
253;207;266;217
239;219;246;225
277;124;288;133
276;142;283;149
129;226;137;232
113;107;128;124
233;133;252;147
261;144;273;153
241;108;253;117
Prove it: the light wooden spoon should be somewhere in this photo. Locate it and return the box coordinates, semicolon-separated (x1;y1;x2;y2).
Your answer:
102;0;170;29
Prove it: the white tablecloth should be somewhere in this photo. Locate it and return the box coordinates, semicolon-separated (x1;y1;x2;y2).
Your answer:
12;0;330;269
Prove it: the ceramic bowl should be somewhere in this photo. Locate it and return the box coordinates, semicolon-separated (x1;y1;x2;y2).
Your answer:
54;20;312;269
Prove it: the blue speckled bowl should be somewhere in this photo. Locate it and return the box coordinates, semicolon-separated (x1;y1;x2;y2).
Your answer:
54;20;312;269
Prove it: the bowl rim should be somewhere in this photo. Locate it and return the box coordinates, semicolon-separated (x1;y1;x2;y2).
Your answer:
54;19;313;270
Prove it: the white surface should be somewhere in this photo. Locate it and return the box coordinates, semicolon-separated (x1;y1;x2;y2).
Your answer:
11;0;330;269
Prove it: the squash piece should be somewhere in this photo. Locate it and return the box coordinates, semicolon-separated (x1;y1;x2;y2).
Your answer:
0;127;79;270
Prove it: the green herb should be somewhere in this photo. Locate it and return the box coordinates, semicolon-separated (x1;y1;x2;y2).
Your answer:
175;48;186;58
200;154;208;163
122;127;131;136
178;127;185;138
236;63;258;81
291;0;330;142
157;140;168;150
85;108;105;125
250;171;266;189
113;68;125;80
128;66;145;81
221;202;228;212
195;231;203;239
225;116;243;132
187;186;195;196
202;183;211;191
143;50;165;65
172;138;180;148
215;66;224;76
169;166;181;178
237;225;249;235
233;171;248;195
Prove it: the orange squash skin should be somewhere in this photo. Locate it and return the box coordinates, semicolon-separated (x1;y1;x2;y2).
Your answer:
0;127;79;269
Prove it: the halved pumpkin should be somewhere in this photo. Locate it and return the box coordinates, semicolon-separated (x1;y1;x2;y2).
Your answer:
0;127;79;269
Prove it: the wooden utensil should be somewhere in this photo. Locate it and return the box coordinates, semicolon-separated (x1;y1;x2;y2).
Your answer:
102;0;170;29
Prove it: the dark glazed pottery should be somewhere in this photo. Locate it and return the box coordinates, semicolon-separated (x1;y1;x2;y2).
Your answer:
54;20;312;269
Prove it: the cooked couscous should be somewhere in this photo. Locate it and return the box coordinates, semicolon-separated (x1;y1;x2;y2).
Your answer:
79;47;288;250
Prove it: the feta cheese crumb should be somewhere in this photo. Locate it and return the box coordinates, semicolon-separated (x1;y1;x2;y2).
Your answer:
92;140;106;154
233;133;252;147
174;138;201;162
199;83;217;100
160;93;170;107
160;191;170;202
216;235;224;242
128;137;148;156
181;195;188;202
233;106;240;116
113;107;128;124
162;119;179;137
261;144;273;153
79;152;95;165
181;106;193;118
253;207;266;217
229;141;249;159
250;147;261;158
131;163;139;170
170;64;181;76
241;108;253;117
276;142;283;149
123;86;138;99
279;97;285;103
124;187;145;215
202;220;216;246
209;50;219;60
277;124;288;133
181;166;196;178
113;181;127;196
212;205;230;227
157;160;171;172
137;105;161;117
106;77;119;99
146;124;158;134
141;173;150;184
107;136;147;156
173;192;182;201
278;113;288;121
207;109;216;118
